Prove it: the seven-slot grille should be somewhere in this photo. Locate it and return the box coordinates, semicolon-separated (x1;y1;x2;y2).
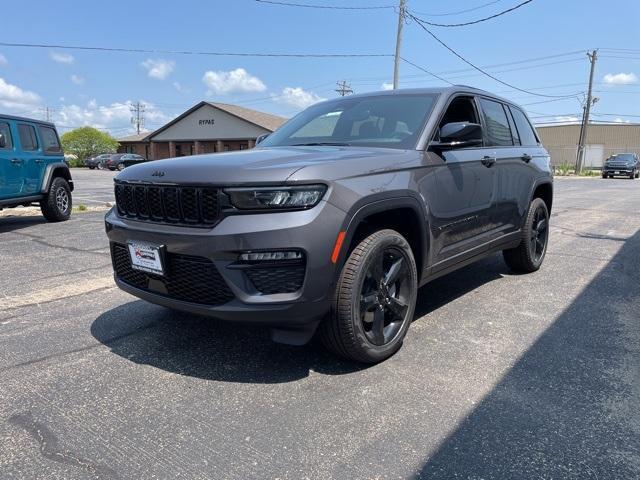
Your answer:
114;183;221;227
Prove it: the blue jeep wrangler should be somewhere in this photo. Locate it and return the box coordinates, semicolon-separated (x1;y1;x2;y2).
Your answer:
0;115;73;221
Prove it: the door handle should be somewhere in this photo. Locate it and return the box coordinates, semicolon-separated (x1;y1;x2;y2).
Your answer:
481;156;496;167
35;159;45;164
521;153;532;163
10;158;23;165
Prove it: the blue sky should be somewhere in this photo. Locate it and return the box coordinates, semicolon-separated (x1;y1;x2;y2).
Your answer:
0;0;639;137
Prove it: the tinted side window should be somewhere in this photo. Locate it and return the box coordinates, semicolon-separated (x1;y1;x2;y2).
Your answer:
0;122;12;149
479;98;513;146
38;126;62;154
18;124;39;151
510;107;539;146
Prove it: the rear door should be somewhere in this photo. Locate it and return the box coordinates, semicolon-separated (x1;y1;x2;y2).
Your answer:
477;97;527;236
0;119;23;199
16;122;44;195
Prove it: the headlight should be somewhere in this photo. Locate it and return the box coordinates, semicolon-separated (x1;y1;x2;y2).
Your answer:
224;185;327;210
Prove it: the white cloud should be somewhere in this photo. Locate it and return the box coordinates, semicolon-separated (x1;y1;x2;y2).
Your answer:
272;86;325;109
141;59;175;80
603;72;638;85
57;100;170;134
613;117;631;124
202;68;266;95
173;81;189;93
0;77;41;109
551;115;580;123
381;82;393;91
0;54;7;66
70;74;85;85
50;51;74;64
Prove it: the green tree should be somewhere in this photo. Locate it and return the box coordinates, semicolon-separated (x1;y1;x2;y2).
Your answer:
60;127;119;166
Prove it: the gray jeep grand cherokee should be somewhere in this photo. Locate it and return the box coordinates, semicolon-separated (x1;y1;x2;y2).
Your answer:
105;87;553;363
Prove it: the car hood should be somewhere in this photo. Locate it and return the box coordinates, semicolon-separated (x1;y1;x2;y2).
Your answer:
115;146;412;185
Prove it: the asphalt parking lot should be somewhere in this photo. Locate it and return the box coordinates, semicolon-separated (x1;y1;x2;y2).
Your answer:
0;174;639;479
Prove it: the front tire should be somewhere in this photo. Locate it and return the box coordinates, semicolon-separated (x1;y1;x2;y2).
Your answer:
40;177;72;222
503;197;549;273
117;163;125;171
320;229;418;363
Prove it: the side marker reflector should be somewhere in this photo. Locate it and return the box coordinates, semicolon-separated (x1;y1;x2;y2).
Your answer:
331;231;346;264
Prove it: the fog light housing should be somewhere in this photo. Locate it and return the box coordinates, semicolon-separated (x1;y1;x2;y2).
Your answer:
238;250;303;262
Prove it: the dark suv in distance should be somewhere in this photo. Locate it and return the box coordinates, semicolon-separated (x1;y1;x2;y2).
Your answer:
602;153;639;179
105;87;553;363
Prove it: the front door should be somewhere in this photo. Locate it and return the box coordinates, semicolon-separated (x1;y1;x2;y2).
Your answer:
0;120;24;199
419;95;497;264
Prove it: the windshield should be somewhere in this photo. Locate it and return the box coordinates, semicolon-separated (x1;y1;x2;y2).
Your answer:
608;154;635;162
261;93;438;150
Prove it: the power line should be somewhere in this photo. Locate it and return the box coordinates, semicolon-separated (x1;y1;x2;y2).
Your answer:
253;0;394;9
408;0;534;28
0;41;391;58
400;58;454;84
410;0;504;17
406;12;580;99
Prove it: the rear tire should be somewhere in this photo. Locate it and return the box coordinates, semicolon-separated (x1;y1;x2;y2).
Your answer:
503;197;549;273
117;163;125;171
320;229;418;363
40;177;72;222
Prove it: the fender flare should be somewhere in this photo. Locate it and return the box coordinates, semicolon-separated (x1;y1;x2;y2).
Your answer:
332;191;431;280
41;163;74;193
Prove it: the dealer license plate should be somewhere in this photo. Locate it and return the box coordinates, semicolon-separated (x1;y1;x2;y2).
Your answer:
128;242;164;275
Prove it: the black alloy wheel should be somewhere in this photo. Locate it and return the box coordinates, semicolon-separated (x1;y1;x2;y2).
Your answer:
359;247;412;346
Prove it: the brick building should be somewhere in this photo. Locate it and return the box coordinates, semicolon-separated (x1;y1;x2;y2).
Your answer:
118;101;287;159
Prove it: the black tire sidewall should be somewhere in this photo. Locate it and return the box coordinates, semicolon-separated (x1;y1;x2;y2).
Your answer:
337;230;418;362
43;177;72;221
524;198;549;270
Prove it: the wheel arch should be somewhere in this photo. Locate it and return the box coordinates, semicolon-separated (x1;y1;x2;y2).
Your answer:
41;163;74;193
531;180;553;214
335;192;430;284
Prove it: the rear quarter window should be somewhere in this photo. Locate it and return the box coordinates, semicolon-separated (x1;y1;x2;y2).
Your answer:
0;122;13;149
509;107;539;146
38;126;62;154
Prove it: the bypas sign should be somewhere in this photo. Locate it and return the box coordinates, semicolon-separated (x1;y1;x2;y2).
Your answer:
198;118;215;126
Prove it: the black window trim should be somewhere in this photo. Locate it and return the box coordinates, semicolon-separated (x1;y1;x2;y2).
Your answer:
0;121;13;150
17;123;40;152
37;124;63;155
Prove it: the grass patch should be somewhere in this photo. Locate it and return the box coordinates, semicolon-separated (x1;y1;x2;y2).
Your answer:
73;204;88;213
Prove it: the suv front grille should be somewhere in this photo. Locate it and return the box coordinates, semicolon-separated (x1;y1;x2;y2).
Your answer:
111;243;234;306
114;183;222;227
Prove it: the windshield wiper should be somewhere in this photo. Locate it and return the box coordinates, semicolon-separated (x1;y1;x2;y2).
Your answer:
291;142;351;147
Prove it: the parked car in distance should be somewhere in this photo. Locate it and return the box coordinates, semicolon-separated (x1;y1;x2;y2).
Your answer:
105;86;553;363
0;115;74;221
602;153;639;179
85;153;112;169
120;154;147;169
105;153;146;171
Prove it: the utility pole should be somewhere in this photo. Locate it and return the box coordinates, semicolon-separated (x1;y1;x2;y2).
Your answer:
393;0;406;90
335;80;353;97
41;107;55;122
130;101;146;135
576;50;598;174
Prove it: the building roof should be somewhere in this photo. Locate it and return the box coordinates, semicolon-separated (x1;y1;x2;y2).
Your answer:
206;102;287;132
118;132;152;142
144;101;287;141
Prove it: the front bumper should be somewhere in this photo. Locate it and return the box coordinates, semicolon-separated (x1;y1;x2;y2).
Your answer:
104;200;346;327
603;166;634;175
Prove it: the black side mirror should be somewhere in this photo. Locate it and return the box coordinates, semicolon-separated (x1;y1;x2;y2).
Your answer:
430;122;483;151
256;134;269;145
0;134;5;148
